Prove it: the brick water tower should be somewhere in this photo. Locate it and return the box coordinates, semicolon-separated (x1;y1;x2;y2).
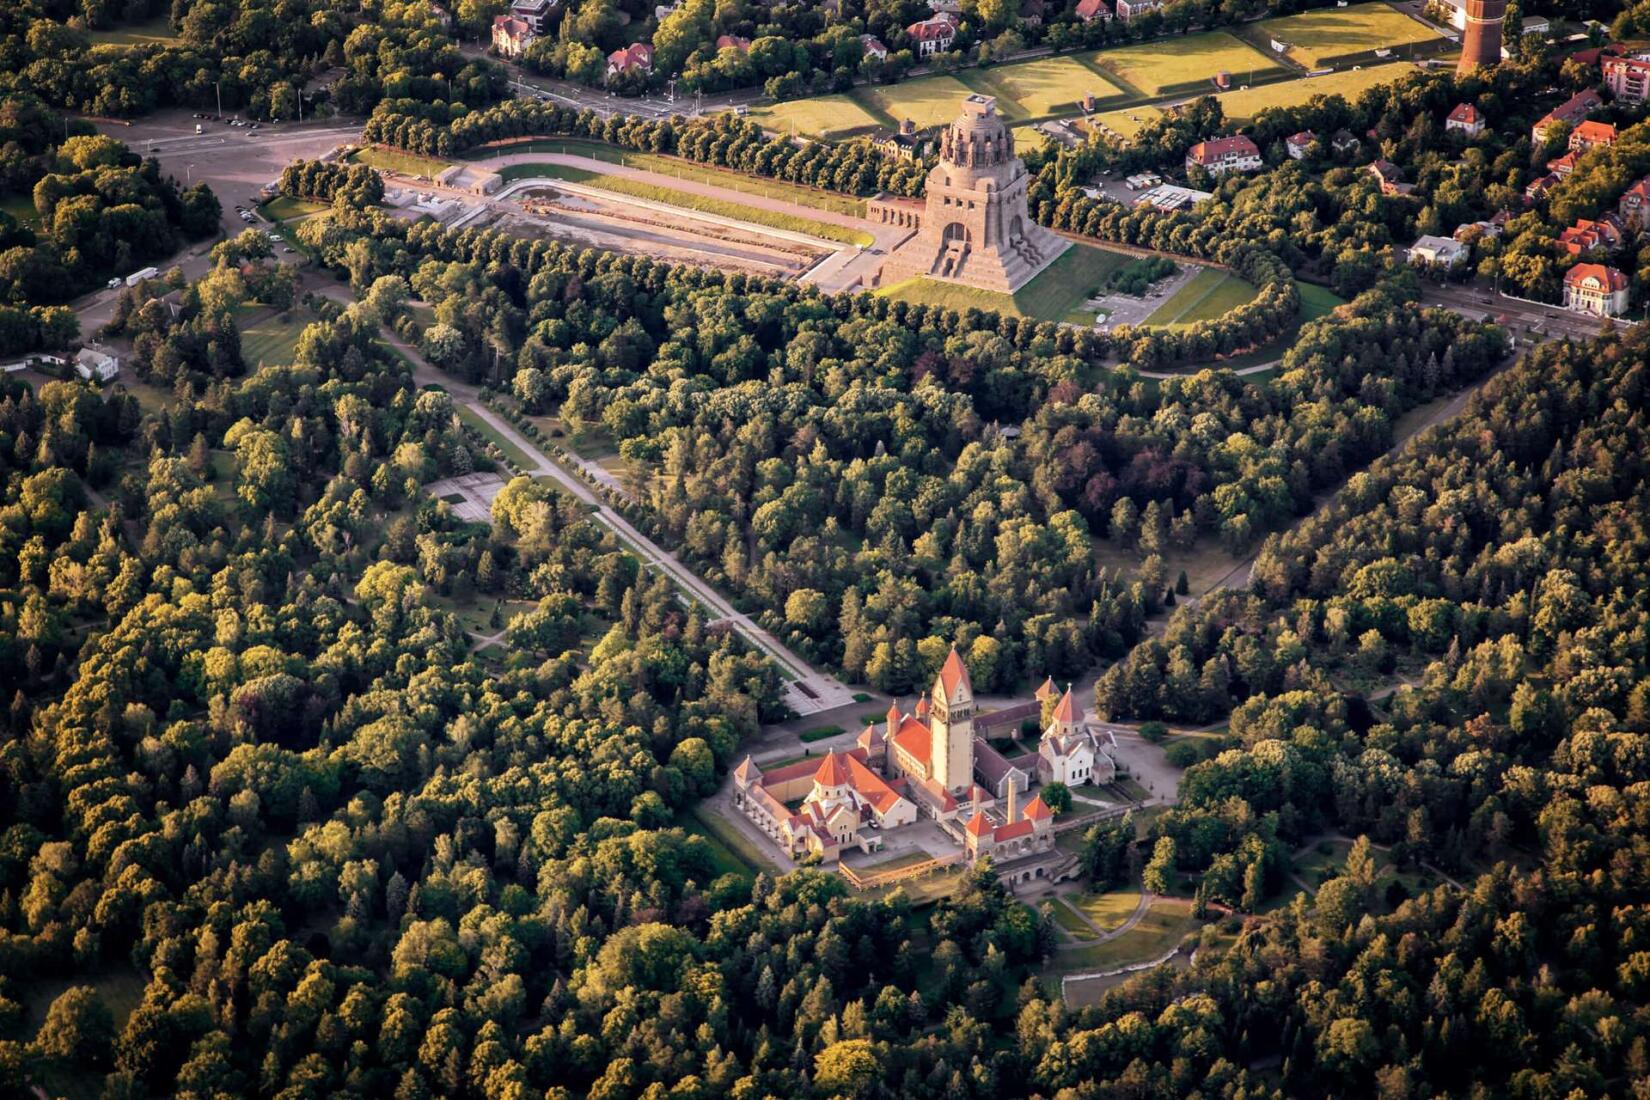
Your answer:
1457;0;1507;74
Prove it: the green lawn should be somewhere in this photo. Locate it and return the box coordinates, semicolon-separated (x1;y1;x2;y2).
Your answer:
238;307;310;368
477;139;868;217
1144;268;1259;327
261;195;330;224
351;146;454;179
962;56;1129;116
1298;280;1345;321
855;75;988;128
1072;890;1142;931
1213;62;1418;123
878;241;1131;323
750;94;887;139
505;166;874;246
1246;3;1441;69
454;405;538;471
1046;896;1100;941
1089;105;1163;140
675;809;761;879
1091;31;1287;98
683;805;778;873
0;193;40;229
1049;896;1199;971
86;14;179;46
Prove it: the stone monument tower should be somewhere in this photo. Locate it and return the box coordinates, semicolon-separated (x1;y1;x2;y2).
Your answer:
1457;0;1506;74
876;94;1068;293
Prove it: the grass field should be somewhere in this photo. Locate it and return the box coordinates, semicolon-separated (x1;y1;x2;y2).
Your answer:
963;56;1128;116
1073;890;1143;932
1298;280;1345;321
856;74;988;128
1248;3;1441;69
0;193;40;229
750;93;886;139
87;14;179;46
1090;105;1163;140
1047;896;1100;941
1144;268;1258;327
1214;62;1418;122
1091;31;1286;98
879;241;1130;322
352;146;454;179
261;195;330;224
455;405;538;471
479;138;868;217
675;809;760;879
238;308;309;368
1051;896;1199;970
511;166;875;246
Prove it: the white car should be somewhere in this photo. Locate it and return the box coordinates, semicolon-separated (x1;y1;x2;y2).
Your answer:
107;277;123;289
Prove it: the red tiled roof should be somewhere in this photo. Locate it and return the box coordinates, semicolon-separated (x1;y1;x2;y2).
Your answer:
608;42;653;70
1188;135;1258;163
1034;675;1057;701
915;696;930;718
1075;0;1112;17
993;819;1035;841
1565;263;1628;291
1447;103;1481;124
715;34;751;51
937;646;971;700
907;14;957;39
965;812;992;837
733;756;760;785
845;754;906;814
1021;794;1053;820
1286;130;1316;145
892;715;931;766
814;750;851;786
1572;120;1618;145
493;14;532;37
1050;686;1080;724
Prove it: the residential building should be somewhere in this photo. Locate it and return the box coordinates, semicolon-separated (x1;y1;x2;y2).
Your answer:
1185;134;1261;176
860;33;888;60
74;347;119;383
1075;0;1114;20
1532;88;1603;144
1035;686;1116;787
906;13;958;56
1367;159;1415;196
1562;263;1629;315
1618;174;1650;230
1285;130;1317;159
714;33;751;51
510;0;557;33
1557;217;1624;257
928;0;962;11
875;118;930;160
1330;129;1360;155
1409;234;1470;267
1524;172;1559;202
1547;151;1579;179
1569;119;1618;152
1453;218;1505;244
491;14;535;57
1115;0;1160;19
1602;53;1650;105
1446;103;1485;136
1520;13;1549;34
606;42;653;79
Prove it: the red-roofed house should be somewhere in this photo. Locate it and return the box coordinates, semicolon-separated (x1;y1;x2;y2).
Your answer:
1285;130;1317;160
1532;88;1603;144
1186;134;1261;176
1563;263;1629;316
1366;159;1414;196
1619;174;1650;230
1557;218;1624;257
606;42;653;79
1547;151;1580;179
491;14;535;57
1525;172;1559;203
1075;0;1114;21
1446;103;1484;137
860;34;888;60
715;34;751;52
1569;119;1618;152
906;13;958;56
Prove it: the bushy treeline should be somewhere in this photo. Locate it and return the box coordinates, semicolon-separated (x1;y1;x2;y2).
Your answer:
278;161;385;206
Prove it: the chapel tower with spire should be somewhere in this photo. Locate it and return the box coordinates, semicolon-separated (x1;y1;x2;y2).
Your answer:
929;647;976;793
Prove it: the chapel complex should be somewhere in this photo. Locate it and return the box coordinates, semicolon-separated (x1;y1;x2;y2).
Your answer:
732;648;1117;875
872;94;1069;293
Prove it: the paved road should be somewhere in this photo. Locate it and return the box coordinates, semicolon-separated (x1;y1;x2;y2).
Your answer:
1418;280;1613;342
369;321;859;716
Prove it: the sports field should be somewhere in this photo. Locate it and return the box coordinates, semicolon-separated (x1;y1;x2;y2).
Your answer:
963;56;1129;116
1247;3;1442;69
1090;105;1163;140
750;93;886;140
879;240;1131;322
351;147;454;179
1214;62;1417;121
1144;268;1259;327
1091;31;1287;98
856;74;998;128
